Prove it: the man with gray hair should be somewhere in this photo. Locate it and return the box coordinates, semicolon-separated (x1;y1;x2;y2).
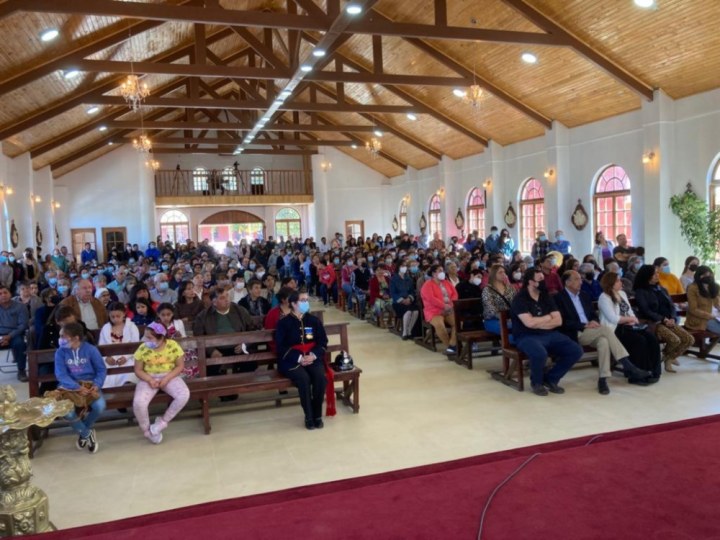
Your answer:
150;272;178;304
579;263;602;301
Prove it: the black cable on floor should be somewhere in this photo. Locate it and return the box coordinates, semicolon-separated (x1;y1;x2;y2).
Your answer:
476;452;541;540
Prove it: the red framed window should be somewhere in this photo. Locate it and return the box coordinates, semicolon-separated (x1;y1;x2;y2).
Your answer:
466;188;486;239
429;194;442;238
520;178;545;253
594;165;632;245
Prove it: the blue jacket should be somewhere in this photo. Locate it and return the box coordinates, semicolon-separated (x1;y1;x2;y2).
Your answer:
390;274;415;303
485;234;501;254
81;249;97;264
549;239;572;255
54;342;106;390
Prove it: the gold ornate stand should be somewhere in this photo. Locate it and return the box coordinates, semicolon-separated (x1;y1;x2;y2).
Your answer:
0;386;72;536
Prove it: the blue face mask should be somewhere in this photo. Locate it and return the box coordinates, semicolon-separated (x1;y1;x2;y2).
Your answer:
478;262;486;270
633;262;642;272
410;266;419;274
368;256;374;262
58;337;71;348
298;300;310;314
0;256;7;264
662;265;671;274
539;235;548;242
48;277;58;286
556;235;565;242
409;254;418;260
158;282;169;291
145;341;159;350
334;258;340;265
617;268;624;278
161;264;169;271
57;285;68;294
81;272;90;280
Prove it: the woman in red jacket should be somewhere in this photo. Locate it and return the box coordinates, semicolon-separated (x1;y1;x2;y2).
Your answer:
318;262;338;306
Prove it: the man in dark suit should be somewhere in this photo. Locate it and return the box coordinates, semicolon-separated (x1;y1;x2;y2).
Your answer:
556;270;644;395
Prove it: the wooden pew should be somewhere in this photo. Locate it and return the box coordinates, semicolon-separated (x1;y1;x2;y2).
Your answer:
26;323;360;456
452;298;500;369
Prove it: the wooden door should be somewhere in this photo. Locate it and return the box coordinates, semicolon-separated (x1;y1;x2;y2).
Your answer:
71;228;96;264
345;220;364;241
102;227;127;261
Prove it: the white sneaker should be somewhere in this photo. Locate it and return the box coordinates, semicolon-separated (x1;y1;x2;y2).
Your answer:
148;423;163;444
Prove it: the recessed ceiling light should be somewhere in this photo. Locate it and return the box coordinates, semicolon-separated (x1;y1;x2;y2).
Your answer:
300;64;313;72
406;113;417;121
108;141;114;146
40;28;59;42
374;130;383;137
521;52;538;64
98;125;107;132
86;106;99;115
351;144;358;149
64;69;80;80
634;0;655;7
453;88;467;98
346;3;362;15
312;49;326;57
280;90;292;98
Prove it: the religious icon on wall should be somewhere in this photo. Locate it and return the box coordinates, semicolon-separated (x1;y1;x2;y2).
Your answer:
10;220;18;248
35;222;42;248
454;208;465;230
571;199;589;231
419;212;427;232
504;202;517;228
392;215;399;232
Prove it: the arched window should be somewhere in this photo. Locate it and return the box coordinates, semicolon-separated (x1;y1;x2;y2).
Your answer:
466;188;486;239
192;168;208;192
429;194;442;238
594;165;632;245
399;199;408;233
275;208;301;240
222;167;237;192
710;158;720;211
250;167;265;195
160;210;190;245
520;178;545;253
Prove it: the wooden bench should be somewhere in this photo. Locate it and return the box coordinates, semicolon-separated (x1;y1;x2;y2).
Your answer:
452;298;500;369
490;311;598;391
27;323;360;456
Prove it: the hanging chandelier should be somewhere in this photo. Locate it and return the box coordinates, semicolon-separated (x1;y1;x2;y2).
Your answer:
120;74;150;111
133;134;152;153
145;158;160;170
365;137;382;158
463;83;483;108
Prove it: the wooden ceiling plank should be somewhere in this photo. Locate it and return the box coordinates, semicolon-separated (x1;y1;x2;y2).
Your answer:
65;59;290;80
301;31;490;145
106;121;378;132
501;0;654;101
310;83;442;160
150;137;354;146
151;148;316;155
230;26;287;69
22;0;332;30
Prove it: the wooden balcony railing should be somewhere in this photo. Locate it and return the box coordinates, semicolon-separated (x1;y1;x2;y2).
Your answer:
154;169;310;197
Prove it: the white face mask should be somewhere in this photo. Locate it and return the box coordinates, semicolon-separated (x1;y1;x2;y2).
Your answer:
513;272;522;281
235;281;245;289
399;266;407;275
471;277;482;286
256;271;265;279
437;272;446;280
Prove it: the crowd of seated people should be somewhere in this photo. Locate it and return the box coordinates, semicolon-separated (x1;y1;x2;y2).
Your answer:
2;228;716;407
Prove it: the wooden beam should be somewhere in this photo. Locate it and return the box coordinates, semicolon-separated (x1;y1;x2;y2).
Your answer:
63;59;289;80
151;148;317;155
291;0;326;18
434;0;446;27
22;0;332;30
230;26;286;69
501;0;654;100
301;31;491;144
372;35;383;74
151;137;356;146
106;121;378;132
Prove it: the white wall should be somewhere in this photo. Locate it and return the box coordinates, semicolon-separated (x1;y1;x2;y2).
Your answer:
55;145;155;259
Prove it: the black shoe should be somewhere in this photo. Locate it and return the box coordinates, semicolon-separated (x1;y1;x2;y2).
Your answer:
220;395;239;402
628;378;650;386
445;347;457;355
543;380;565;394
531;384;548;396
646;377;660;384
16;370;28;383
314;418;324;429
86;429;99;454
598;378;610;395
305;419;315;430
75;434;88;451
620;358;652;380
402;335;410;341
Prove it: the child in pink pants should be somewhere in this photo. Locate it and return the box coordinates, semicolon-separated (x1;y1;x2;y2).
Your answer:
133;322;189;444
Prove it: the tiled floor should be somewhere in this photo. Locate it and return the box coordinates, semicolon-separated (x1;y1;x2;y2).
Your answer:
10;306;720;530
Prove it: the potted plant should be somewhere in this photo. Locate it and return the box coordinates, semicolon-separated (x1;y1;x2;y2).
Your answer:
669;183;720;270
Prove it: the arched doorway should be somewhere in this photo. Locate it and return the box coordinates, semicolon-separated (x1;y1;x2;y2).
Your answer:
199;210;265;251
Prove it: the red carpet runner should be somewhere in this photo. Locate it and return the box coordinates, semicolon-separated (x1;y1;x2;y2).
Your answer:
30;415;720;539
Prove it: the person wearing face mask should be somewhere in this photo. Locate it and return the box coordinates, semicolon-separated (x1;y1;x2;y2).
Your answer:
510;268;583;396
317;261;338;306
531;231;551;261
0;252;13;291
144;242;161;263
539;254;563;295
508;263;525;292
340;257;358;312
484;226;501;254
633;264;693;373
685;266;720;336
150;273;178;304
420;264;458;354
680;256;700;291
53;322;106;453
81;243;98;265
51;248;69;273
498;229;515;261
579;263;602;301
592;231;615;269
549;230;571;255
276;290;329;430
368;265;393;325
390;261;420;340
352;259;372;319
652;257;684;295
132;322;189;444
624;255;644;286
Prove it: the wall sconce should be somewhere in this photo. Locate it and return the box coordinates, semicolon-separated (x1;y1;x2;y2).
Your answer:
642;152;655;164
543;168;555;179
483;178;492;189
436;187;445;197
51;200;61;209
0;184;13;195
320;160;332;172
31;194;41;203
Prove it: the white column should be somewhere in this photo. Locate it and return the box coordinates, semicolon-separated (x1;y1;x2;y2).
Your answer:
438;155;459;239
310;152;328;238
487;141;505;237
545;121;571;240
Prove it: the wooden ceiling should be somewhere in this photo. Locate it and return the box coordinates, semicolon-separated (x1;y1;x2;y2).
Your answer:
0;0;718;178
